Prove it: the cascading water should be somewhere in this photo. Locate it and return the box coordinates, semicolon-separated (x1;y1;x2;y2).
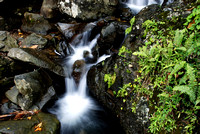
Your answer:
122;0;164;13
50;22;110;134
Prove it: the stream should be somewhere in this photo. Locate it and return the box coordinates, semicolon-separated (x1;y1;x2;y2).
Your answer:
49;22;116;134
49;0;171;133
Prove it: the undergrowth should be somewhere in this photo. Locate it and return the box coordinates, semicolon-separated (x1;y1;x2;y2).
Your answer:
133;5;200;133
104;4;200;134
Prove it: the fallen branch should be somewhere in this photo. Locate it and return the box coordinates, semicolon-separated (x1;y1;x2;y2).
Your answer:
0;110;40;121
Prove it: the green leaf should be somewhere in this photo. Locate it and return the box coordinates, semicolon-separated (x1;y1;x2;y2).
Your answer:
176;47;187;51
133;51;147;57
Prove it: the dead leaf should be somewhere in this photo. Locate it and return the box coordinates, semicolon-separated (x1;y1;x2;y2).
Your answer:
30;45;38;49
187;7;195;11
187;19;195;29
107;89;114;96
27;116;32;120
35;122;42;129
34;122;43;132
35;127;42;132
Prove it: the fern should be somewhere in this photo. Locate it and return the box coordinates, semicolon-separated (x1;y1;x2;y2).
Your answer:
186;64;197;86
173;29;185;46
168;61;186;80
173;85;196;103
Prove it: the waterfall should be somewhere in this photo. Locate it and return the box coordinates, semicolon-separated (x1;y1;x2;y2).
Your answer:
49;22;110;134
123;0;164;13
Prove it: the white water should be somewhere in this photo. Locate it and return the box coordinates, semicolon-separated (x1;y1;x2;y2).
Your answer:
50;23;110;134
124;0;164;13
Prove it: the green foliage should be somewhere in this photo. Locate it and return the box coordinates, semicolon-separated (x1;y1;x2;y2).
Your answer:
184;5;200;31
104;73;116;88
118;46;132;58
132;6;200;133
125;16;136;34
116;83;131;97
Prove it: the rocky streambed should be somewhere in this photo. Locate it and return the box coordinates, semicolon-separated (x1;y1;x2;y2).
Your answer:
0;0;198;134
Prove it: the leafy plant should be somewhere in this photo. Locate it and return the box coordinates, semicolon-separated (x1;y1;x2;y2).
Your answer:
131;5;200;133
125;16;136;34
104;73;116;88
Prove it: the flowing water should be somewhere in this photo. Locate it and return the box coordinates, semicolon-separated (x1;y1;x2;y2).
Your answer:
49;1;176;133
122;0;164;13
50;22;111;134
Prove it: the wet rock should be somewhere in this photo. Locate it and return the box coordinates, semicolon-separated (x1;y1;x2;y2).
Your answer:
7;48;65;76
5;69;55;110
72;60;86;83
0;31;18;52
87;53;142;134
58;0;118;20
57;22;87;43
40;0;59;19
98;21;128;56
21;12;51;35
0;112;60;134
21;33;48;49
0;101;20;115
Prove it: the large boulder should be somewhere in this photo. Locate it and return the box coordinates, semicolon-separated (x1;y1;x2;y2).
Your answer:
7;48;65;76
21;12;51;35
87;1;194;133
21;33;48;49
57;0;118;20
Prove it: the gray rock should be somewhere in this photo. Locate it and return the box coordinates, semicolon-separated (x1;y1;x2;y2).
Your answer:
21;33;48;49
7;48;65;76
5;86;19;104
58;0;118;20
0;101;20;115
30;86;56;110
5;69;54;110
0;31;18;52
21;12;51;35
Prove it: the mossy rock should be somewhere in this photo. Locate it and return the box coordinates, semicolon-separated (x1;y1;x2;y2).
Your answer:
0;112;60;134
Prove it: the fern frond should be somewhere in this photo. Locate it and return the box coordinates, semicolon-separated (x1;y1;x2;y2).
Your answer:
168;61;186;80
173;85;196;103
179;74;188;85
186;63;197;86
174;29;185;46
